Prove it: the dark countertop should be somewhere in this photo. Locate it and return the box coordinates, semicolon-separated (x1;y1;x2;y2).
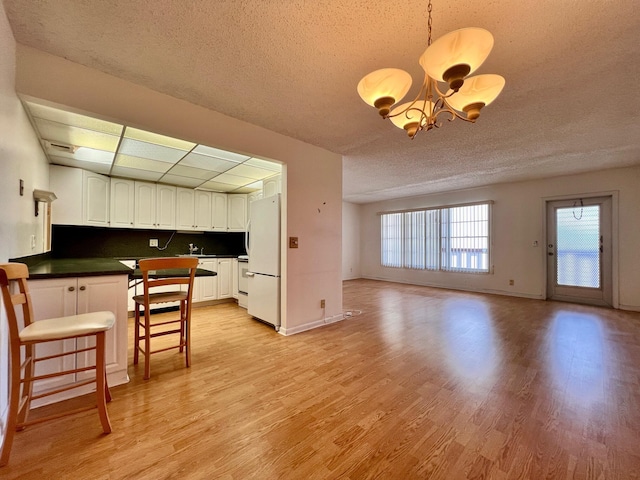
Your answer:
26;258;134;279
16;256;227;280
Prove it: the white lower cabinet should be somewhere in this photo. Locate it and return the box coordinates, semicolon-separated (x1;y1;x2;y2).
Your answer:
194;259;217;302
217;258;233;299
28;275;129;407
232;258;239;299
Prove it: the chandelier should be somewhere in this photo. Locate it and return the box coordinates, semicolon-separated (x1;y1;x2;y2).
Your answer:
357;0;505;139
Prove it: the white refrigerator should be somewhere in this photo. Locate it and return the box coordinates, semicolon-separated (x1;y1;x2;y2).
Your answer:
246;194;281;330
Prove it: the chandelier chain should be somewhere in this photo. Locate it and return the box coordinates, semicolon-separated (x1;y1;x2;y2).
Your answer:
427;0;433;46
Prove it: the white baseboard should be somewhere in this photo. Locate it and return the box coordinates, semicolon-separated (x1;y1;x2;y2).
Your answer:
279;313;344;336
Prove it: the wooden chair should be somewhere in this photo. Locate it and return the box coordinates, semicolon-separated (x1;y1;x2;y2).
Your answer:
133;257;198;380
0;263;114;467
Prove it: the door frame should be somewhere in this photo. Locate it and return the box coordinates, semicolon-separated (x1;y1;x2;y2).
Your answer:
542;191;619;308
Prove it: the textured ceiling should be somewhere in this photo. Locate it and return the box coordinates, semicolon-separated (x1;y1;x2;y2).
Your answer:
4;0;640;203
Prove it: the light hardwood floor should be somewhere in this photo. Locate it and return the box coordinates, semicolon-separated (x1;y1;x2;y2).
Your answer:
4;279;640;479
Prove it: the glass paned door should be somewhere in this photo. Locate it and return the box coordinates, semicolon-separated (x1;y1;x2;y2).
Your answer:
546;197;612;306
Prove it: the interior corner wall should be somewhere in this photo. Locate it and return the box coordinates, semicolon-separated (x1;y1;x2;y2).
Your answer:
342;201;362;280
0;4;50;448
359;165;640;311
14;44;343;333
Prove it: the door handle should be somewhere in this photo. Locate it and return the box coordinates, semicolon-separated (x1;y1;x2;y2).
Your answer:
548;252;554;256
246;272;255;277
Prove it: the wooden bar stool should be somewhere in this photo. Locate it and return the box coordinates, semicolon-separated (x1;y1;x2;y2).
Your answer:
0;263;114;467
133;257;198;379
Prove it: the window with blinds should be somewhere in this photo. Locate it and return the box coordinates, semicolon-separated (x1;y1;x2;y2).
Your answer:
380;203;491;273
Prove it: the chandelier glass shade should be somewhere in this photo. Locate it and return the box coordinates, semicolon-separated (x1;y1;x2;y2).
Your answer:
357;2;505;139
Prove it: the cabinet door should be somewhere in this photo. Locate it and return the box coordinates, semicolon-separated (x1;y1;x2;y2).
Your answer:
263;174;281;198
196;259;218;302
28;278;78;394
194;190;213;230
227;194;247;231
50;165;83;225
156;185;176;229
76;275;128;380
134;181;156;229
212;192;228;231
232;258;239;298
217;258;233;299
176;187;196;230
83;171;110;226
110;178;135;228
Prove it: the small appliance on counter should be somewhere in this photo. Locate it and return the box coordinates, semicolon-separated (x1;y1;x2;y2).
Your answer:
246;194;280;330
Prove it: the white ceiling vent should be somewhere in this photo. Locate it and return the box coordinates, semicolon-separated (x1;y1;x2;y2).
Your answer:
45;140;78;154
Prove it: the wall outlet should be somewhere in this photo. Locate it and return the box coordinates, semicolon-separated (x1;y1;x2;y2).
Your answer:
149;239;158;247
320;299;325;308
509;279;514;286
30;234;36;249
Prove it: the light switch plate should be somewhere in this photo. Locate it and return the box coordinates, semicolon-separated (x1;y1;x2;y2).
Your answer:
289;236;299;248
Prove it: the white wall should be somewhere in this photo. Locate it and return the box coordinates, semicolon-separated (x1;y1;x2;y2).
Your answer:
0;1;50;449
342;201;361;280
14;45;344;335
360;166;640;311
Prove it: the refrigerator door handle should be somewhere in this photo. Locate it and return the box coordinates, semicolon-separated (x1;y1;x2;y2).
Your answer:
246;272;255;277
245;219;251;255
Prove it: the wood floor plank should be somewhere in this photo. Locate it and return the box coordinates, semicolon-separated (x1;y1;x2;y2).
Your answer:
3;279;640;479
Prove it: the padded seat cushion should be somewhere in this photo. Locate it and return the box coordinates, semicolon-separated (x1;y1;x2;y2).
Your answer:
20;311;115;342
133;291;188;305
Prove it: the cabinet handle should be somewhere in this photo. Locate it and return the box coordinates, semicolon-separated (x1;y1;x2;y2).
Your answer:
79;286;86;291
68;286;75;292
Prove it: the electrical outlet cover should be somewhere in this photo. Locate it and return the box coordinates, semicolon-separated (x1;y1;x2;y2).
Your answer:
149;239;158;247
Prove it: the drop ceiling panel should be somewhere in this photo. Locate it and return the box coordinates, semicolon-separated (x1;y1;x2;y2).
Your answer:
35;118;120;151
124;127;195;151
26;102;123;135
211;172;255;186
160;174;207;188
226;164;278;180
244;158;281;172
111;166;164;182
45;144;115;165
119;138;187;163
167;164;218;179
198;181;239;192
192;145;250;163
49;155;112;175
114;154;173;172
179;152;238;172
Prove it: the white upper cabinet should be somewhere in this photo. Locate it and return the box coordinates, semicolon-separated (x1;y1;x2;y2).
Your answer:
212;192;228;232
134;182;176;229
134;181;156;229
50;165;109;226
247;191;263;222
194;190;213;230
263;174;281;198
156;185;176;230
176;187;196;230
227;194;247;232
83;171;110;226
109;178;135;228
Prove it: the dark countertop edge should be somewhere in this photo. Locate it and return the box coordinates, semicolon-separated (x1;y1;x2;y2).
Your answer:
20;258;133;280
